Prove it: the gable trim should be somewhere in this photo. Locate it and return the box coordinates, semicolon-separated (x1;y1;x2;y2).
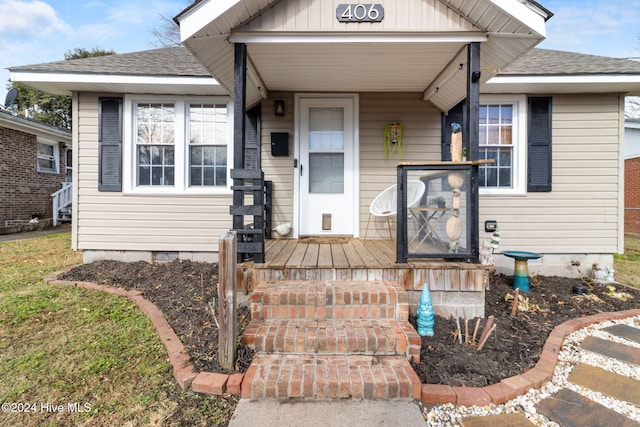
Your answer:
178;0;242;42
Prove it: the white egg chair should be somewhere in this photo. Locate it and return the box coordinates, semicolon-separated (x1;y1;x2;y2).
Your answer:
364;180;425;239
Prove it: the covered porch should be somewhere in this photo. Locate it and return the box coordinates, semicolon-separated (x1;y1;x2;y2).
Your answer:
237;237;489;317
176;0;551;266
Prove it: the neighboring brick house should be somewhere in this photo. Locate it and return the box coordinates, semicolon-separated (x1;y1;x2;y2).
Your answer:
625;119;640;234
0;109;72;227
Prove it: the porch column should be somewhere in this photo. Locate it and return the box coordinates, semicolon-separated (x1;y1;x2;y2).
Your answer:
232;43;247;261
466;42;481;263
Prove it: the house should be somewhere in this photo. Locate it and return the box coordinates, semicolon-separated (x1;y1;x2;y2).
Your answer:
10;0;640;316
625;119;640;233
0;109;72;231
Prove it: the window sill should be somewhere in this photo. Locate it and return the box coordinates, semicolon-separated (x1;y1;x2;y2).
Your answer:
123;188;233;197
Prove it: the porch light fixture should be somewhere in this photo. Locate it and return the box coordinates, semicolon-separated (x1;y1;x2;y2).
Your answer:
274;99;285;117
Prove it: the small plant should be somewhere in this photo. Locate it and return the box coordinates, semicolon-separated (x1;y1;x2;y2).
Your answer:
428;196;446;208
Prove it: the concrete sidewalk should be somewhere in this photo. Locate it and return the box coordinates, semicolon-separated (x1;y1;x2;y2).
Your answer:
228;399;425;427
0;225;71;243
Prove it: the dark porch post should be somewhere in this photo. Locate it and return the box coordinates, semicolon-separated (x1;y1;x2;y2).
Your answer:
466;42;481;263
232;43;247;262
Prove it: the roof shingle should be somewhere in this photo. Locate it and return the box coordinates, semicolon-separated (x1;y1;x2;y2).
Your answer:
502;48;640;76
9;46;211;77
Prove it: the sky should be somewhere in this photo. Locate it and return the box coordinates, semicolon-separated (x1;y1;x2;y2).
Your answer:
1;0;640;104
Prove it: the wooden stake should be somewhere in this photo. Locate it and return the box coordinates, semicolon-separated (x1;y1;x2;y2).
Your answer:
477;324;496;351
472;318;481;343
200;272;205;299
510;288;520;317
455;317;463;344
464;318;469;345
478;315;494;346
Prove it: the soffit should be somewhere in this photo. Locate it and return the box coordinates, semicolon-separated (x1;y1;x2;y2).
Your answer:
177;0;549;111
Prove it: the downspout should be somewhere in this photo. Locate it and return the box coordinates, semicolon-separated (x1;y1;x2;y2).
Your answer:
466;42;481;263
71;92;79;251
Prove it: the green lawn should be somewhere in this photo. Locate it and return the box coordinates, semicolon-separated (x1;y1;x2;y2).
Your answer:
614;233;640;288
0;233;236;426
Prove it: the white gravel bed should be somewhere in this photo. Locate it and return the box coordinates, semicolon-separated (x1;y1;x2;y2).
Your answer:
421;315;640;426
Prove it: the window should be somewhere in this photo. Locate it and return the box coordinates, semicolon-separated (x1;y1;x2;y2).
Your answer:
478;96;526;195
37;140;59;173
123;96;232;194
66;149;72;183
136;103;175;186
188;103;227;187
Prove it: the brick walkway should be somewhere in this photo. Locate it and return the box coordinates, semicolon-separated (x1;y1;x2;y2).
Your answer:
240;280;422;400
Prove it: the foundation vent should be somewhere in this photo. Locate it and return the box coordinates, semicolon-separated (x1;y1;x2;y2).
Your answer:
152;251;179;262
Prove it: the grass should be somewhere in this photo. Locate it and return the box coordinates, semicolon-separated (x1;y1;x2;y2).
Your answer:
0;233;237;426
614;233;640;288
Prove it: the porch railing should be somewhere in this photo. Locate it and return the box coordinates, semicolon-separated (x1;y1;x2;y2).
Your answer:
51;182;72;227
396;161;489;263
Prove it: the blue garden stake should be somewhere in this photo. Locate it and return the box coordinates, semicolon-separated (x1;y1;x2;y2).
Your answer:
417;285;435;337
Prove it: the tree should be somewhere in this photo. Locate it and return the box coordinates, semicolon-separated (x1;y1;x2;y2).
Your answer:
64;47;115;60
150;14;182;48
9;47;115;129
150;2;192;48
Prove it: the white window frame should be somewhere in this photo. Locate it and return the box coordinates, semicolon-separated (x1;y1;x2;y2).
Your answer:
37;139;60;174
123;95;233;195
478;95;526;196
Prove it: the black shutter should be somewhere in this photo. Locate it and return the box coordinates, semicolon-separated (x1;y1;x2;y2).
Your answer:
441;100;466;161
98;97;123;192
527;97;552;192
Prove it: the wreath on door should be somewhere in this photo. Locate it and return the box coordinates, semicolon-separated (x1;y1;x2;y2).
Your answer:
383;122;405;159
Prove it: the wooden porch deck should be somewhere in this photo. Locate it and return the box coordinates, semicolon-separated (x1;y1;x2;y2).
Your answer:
237;238;488;293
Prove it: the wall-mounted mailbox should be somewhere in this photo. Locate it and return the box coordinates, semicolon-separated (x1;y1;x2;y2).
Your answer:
271;132;289;156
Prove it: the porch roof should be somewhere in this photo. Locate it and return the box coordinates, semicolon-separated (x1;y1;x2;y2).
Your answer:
10;47;640;99
175;0;551;111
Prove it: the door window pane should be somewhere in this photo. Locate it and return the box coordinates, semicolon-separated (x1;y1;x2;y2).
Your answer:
309;108;344;150
309;153;344;193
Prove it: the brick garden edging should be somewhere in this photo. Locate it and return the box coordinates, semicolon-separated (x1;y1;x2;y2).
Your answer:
45;269;640;403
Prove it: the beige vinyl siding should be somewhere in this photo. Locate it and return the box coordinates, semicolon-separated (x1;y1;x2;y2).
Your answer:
480;94;622;254
259;92;442;239
242;0;476;32
359;93;442;238
75;93;232;252
261;92;295;229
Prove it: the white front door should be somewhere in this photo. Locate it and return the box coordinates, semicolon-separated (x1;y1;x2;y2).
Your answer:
297;96;358;236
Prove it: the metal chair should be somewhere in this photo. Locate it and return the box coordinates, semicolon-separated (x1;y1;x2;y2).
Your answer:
364;180;425;238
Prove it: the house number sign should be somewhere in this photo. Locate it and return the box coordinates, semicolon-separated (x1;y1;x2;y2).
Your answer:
336;4;384;23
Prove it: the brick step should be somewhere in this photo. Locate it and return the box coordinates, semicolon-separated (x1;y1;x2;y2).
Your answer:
241;354;422;400
250;280;408;321
242;319;421;362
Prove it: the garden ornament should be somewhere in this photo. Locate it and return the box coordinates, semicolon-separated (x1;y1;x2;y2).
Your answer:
417;285;435;336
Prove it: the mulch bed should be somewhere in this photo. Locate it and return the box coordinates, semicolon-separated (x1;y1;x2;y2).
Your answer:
59;260;640;387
